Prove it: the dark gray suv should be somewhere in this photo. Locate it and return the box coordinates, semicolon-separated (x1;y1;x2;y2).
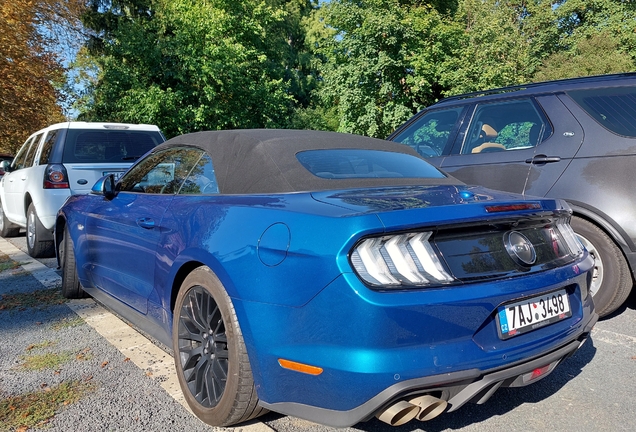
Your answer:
389;73;636;317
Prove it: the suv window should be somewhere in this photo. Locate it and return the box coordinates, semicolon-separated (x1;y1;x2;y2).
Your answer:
390;107;463;157
12;137;34;170
461;99;552;154
63;130;164;163
567;86;636;137
39;129;60;165
13;134;42;170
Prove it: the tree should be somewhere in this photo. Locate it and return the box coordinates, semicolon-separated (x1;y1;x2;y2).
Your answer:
313;0;457;138
77;0;320;137
0;0;83;154
535;32;633;81
532;0;636;80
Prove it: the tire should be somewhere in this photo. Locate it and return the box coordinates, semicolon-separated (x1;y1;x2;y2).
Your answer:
571;216;633;317
173;267;266;426
60;226;88;299
26;203;54;258
0;201;20;237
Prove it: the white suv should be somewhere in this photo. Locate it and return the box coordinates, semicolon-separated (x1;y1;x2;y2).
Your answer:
0;122;165;257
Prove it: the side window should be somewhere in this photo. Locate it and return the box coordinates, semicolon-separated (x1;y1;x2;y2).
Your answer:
391;107;464;157
461;99;552;154
567;86;636;137
39;130;59;165
118;147;205;194
23;133;43;168
13;136;36;170
179;153;219;195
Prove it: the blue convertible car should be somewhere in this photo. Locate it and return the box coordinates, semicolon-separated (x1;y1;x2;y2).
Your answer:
56;130;597;427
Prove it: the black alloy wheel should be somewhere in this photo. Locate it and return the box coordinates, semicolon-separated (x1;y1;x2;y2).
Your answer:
178;285;229;407
172;267;265;426
60;226;88;299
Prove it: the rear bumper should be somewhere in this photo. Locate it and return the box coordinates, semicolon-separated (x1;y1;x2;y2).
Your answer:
259;312;597;427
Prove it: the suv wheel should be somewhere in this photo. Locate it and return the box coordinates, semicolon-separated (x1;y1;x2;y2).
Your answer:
571;216;633;317
0;201;20;237
26;203;54;258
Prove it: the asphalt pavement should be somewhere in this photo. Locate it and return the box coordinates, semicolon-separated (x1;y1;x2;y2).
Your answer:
1;233;635;432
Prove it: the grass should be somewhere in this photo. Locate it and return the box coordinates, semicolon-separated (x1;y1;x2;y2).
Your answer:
18;352;73;371
26;341;57;351
18;346;93;371
0;288;67;311
0;252;20;272
0;380;96;431
50;316;84;330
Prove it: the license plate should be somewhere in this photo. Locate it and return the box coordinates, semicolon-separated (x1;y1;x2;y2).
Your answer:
103;171;124;180
497;289;571;340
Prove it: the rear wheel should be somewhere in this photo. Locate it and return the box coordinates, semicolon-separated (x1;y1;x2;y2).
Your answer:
60;226;88;299
173;267;266;426
26;203;54;258
571;216;633;317
0;201;20;237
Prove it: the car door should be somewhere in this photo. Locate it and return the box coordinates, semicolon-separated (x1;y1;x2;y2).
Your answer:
84;147;206;314
521;95;585;197
2;133;42;224
439;96;584;197
437;98;548;194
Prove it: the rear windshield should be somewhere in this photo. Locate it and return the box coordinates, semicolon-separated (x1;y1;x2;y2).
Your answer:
296;149;446;179
567;86;636;137
62;130;164;163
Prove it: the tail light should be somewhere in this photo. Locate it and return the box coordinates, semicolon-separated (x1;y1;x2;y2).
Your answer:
43;164;69;189
351;232;454;288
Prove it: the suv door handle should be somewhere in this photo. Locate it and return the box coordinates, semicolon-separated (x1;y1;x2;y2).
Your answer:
136;217;155;229
525;155;561;165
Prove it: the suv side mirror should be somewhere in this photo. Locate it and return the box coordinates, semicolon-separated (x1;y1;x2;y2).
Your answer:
0;160;11;174
91;174;117;200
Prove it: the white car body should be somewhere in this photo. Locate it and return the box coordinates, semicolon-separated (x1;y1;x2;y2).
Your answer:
0;122;165;256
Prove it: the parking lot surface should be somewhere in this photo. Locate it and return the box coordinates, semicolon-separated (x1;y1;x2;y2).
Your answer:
1;234;635;431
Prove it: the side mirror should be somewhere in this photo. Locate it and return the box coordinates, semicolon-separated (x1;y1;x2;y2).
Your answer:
0;160;11;174
91;174;117;200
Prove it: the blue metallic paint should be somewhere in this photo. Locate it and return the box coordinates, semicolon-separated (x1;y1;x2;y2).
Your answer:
57;181;596;426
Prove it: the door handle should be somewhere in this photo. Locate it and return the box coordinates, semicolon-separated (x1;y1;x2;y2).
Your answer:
136;218;155;229
525;155;561;165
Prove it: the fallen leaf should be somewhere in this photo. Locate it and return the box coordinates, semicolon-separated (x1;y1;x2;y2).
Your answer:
146;371;153;377
101;361;109;368
124;357;131;362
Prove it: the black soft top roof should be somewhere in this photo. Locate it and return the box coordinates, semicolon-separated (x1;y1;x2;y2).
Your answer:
159;129;460;194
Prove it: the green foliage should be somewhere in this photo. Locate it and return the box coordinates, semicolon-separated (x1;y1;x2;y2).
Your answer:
313;0;455;138
441;0;535;94
535;32;634;81
78;0;320;137
71;0;636;139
